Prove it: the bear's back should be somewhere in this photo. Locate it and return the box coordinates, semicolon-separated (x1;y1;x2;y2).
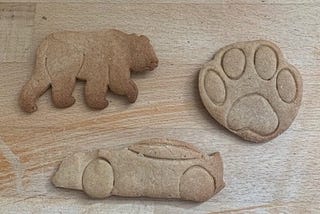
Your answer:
47;29;131;48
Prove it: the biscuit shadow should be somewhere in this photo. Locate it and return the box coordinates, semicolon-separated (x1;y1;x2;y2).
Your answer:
105;195;202;209
74;81;131;111
58;189;201;208
131;69;156;78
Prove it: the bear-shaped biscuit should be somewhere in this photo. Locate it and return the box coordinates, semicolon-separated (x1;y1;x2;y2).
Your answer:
199;40;303;143
19;29;158;113
52;139;225;202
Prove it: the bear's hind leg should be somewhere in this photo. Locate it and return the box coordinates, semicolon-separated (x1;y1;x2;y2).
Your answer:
20;71;51;113
51;74;76;108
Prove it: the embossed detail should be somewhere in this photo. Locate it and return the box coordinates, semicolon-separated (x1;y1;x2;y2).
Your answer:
254;45;278;80
199;40;303;142
82;158;114;199
128;139;203;160
204;69;226;105
180;166;215;202
277;69;297;103
52;151;98;190
222;48;246;80
52;139;225;202
227;94;279;136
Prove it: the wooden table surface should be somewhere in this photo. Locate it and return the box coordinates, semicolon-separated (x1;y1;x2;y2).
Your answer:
0;1;319;213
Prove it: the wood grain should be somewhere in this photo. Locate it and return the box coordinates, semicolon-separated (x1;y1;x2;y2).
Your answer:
7;0;320;4
0;3;35;63
0;1;319;213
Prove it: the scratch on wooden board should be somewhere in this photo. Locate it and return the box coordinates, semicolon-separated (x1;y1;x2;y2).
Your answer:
209;204;277;213
209;202;309;213
0;137;24;194
1;194;45;207
0;3;35;63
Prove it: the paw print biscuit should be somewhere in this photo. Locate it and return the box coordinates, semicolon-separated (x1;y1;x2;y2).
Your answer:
199;40;302;143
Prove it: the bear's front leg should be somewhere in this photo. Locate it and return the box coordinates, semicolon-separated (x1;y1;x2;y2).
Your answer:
126;80;138;103
109;65;138;103
84;77;109;110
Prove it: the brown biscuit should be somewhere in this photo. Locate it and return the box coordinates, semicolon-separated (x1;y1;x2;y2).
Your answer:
52;139;225;202
19;29;158;113
199;40;302;143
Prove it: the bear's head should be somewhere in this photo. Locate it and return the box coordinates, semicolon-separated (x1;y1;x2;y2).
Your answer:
130;35;158;72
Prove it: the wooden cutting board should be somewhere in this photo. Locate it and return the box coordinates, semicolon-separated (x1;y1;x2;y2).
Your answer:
0;1;319;213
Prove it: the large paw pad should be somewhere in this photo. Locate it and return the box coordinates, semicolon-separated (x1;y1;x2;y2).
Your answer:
199;40;302;143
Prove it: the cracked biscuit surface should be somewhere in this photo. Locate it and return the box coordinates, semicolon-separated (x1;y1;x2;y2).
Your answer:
199;40;303;143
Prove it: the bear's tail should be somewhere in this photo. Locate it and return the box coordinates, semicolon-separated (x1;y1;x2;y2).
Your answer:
19;39;51;113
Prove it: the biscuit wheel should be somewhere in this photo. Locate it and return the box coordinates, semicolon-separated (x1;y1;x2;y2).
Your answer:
179;166;216;202
82;158;114;199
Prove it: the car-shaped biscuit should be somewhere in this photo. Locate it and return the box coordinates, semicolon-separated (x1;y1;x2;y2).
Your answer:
52;139;225;202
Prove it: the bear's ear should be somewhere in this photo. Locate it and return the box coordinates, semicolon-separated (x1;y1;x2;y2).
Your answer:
139;35;150;42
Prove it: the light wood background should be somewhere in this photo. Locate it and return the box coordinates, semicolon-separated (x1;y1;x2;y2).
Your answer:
0;1;319;213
